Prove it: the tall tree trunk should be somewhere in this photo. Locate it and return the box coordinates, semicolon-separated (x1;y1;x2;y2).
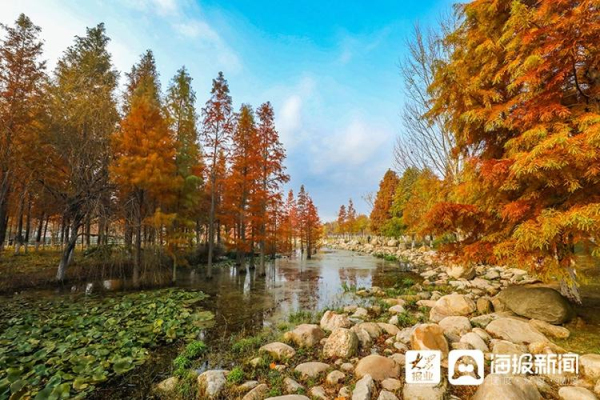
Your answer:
133;190;144;288
85;215;91;248
14;193;25;254
0;178;10;252
42;215;49;249
56;215;82;282
24;196;32;253
207;167;217;279
35;212;44;251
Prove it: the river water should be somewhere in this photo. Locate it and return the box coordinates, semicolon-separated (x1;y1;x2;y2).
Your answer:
87;248;419;398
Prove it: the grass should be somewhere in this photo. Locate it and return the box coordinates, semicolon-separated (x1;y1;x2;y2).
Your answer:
172;341;207;377
288;310;317;324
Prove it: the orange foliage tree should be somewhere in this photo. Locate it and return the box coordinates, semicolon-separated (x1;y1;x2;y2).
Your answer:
369;169;400;234
255;102;289;275
427;0;600;302
0;14;46;252
223;104;261;273
111;50;179;287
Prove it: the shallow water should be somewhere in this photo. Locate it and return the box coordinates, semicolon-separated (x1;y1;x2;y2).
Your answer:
85;248;418;398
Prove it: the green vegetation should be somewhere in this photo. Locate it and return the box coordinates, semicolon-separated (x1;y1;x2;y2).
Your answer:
173;341;208;378
0;289;213;399
288;310;317;324
226;366;245;384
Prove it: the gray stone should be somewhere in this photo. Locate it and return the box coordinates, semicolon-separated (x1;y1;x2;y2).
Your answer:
294;362;330;379
378;322;400;335
320;310;352;331
528;319;570;339
284;324;325;347
353;307;369;319
326;370;346;385
447;265;476;280
259;342;296;360
494;286;574;324
581;354;600;380
242;384;269;400
323;328;359;359
378;390;399;400
492;340;527;355
352;374;374;400
558;386;598;400
309;386;328;400
283;377;304;394
356;322;383;338
460;332;489;352
197;370;228;399
266;396;310;400
340;386;352;398
389;305;406;314
430;294;476;322
439;316;472;337
238;381;260;392
355;354;400;381
381;378;402;391
473;375;541;400
403;380;447;400
485;318;548;344
155;376;178;393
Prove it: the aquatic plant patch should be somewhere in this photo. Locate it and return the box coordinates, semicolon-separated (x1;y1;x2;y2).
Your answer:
0;289;214;399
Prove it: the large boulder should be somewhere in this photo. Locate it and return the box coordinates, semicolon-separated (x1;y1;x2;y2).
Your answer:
485;318;548;345
473;375;542;400
259;342;296;360
410;324;449;355
323;328;359;359
320;310;352;331
429;294;476;322
355;355;401;381
197;370;228;399
284;324;325;348
494;286;575;324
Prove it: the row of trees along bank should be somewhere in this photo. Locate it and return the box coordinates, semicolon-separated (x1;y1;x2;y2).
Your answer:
0;14;322;286
343;0;600;303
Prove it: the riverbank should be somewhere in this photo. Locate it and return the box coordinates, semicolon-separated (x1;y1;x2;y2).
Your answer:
152;246;600;400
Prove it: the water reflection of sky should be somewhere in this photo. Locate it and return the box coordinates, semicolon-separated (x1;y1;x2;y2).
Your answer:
173;249;417;341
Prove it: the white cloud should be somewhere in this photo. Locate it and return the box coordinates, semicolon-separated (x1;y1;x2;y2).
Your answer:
274;76;316;149
278;95;302;146
173;19;241;72
312;116;393;175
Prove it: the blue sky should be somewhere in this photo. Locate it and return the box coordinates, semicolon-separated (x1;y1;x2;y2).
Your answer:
1;0;453;220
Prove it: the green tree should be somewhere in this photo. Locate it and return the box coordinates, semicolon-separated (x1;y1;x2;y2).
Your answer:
43;23;118;281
